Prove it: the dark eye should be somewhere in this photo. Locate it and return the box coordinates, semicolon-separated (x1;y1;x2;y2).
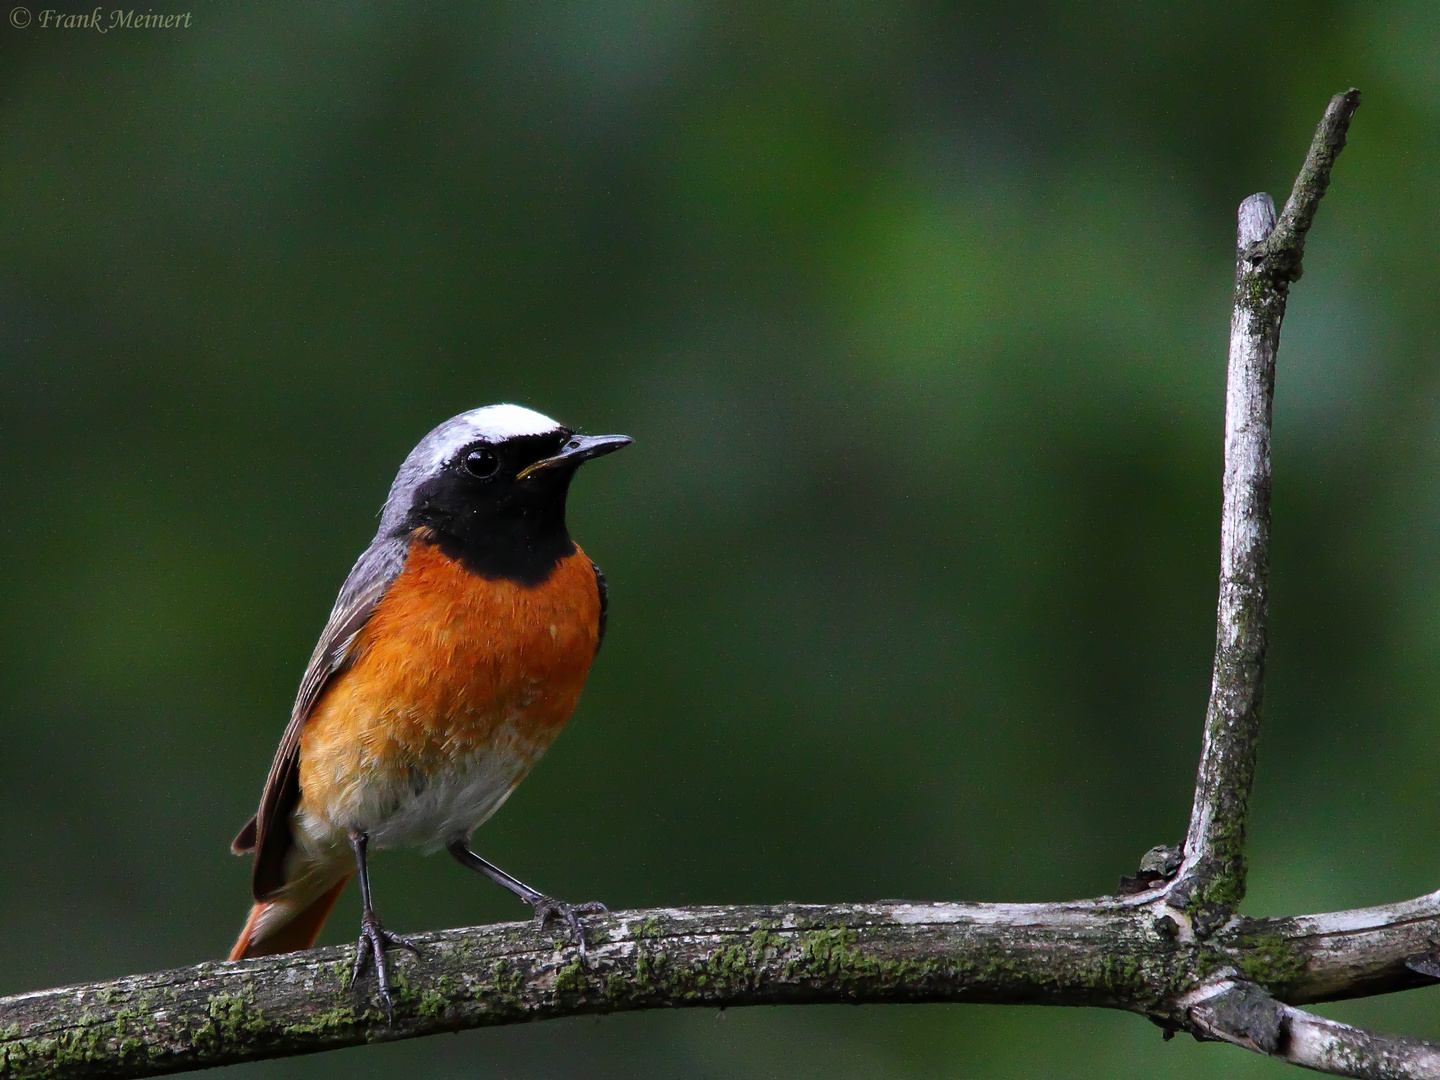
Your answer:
462;447;500;478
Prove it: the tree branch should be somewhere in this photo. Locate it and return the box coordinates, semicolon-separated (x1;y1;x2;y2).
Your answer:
1268;89;1365;284
1169;89;1362;930
5;890;1440;1080
2;89;1407;1080
1187;979;1440;1079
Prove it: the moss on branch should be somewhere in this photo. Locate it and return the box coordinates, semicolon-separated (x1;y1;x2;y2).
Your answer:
6;890;1440;1080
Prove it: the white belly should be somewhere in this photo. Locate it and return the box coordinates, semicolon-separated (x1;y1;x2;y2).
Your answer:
294;743;540;857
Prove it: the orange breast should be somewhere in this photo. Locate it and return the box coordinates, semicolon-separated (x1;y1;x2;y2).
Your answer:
296;538;601;844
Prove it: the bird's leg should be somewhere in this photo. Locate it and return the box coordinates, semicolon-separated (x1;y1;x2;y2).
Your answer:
348;830;420;1017
447;840;606;960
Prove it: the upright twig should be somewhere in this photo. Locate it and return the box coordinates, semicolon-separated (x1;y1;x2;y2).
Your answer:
1169;90;1363;931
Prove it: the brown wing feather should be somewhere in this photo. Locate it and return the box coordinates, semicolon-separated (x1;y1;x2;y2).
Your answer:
232;815;257;854
241;537;409;900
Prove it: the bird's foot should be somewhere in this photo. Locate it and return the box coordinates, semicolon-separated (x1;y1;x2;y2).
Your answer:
351;909;422;1018
530;896;607;961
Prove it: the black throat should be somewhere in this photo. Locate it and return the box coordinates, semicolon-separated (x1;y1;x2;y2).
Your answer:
400;461;579;587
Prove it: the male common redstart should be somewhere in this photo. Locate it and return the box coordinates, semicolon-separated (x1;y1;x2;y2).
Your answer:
228;404;631;1009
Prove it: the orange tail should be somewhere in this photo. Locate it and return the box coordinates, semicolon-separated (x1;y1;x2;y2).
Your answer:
229;874;351;960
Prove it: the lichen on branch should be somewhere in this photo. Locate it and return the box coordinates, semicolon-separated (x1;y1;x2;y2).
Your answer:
5;890;1440;1080
1170;89;1361;929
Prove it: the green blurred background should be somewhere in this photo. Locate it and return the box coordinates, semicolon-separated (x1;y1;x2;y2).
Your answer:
2;1;1439;1076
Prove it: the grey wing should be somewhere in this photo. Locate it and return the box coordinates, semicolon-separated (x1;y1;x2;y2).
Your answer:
234;535;409;900
590;558;609;654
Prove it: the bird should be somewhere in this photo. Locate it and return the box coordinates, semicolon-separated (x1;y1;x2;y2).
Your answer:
227;403;631;1011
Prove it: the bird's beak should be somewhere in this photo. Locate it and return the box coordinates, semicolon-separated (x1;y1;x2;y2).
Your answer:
515;433;633;480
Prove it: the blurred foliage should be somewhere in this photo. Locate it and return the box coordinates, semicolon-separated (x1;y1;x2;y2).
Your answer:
3;1;1440;1076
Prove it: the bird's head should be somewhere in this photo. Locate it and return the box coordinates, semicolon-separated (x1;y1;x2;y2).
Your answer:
379;403;631;582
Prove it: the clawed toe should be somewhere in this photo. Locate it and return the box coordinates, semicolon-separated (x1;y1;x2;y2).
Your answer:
531;896;607;960
352;912;422;1017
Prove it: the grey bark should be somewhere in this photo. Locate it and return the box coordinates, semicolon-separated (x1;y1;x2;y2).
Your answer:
5;89;1418;1080
4;890;1440;1080
1187;980;1440;1079
1169;87;1363;928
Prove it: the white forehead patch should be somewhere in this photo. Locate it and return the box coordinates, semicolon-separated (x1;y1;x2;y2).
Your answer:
456;403;563;442
410;403;565;475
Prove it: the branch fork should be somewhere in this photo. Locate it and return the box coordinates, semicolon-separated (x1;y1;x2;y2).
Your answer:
8;88;1426;1080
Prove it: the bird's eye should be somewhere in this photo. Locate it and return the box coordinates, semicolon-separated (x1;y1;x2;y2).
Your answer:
462;447;500;478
